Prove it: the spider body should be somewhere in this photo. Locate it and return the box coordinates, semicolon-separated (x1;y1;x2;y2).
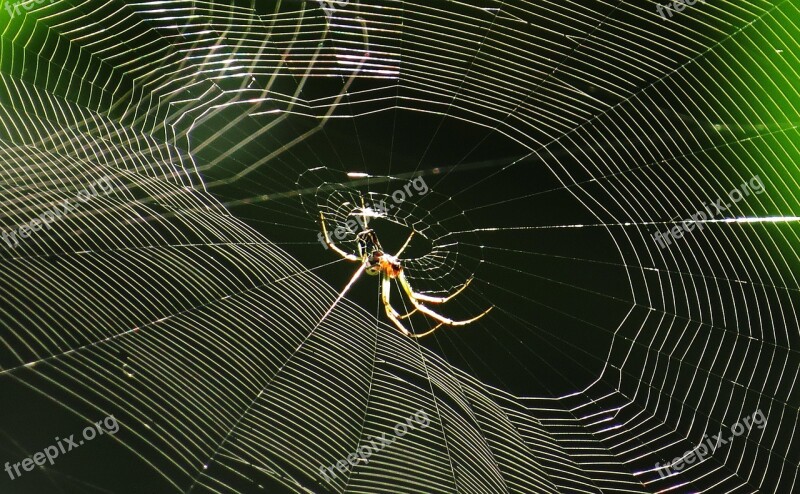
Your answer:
320;210;491;337
356;229;402;277
367;252;402;278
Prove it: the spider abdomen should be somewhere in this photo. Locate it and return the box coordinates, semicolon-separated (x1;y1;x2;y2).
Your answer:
365;252;402;278
381;258;403;278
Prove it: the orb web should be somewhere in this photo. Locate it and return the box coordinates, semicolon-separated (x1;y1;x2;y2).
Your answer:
0;1;796;494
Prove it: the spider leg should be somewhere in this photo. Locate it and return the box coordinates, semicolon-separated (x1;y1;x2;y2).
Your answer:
381;275;411;336
408;322;443;339
317;263;367;326
360;195;369;229
398;272;493;327
320;211;360;261
398;308;418;319
402;274;475;304
387;231;415;320
395;230;415;257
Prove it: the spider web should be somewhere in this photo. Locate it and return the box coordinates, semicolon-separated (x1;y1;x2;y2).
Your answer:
0;1;797;493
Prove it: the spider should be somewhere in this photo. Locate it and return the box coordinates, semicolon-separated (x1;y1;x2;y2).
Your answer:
319;207;492;338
